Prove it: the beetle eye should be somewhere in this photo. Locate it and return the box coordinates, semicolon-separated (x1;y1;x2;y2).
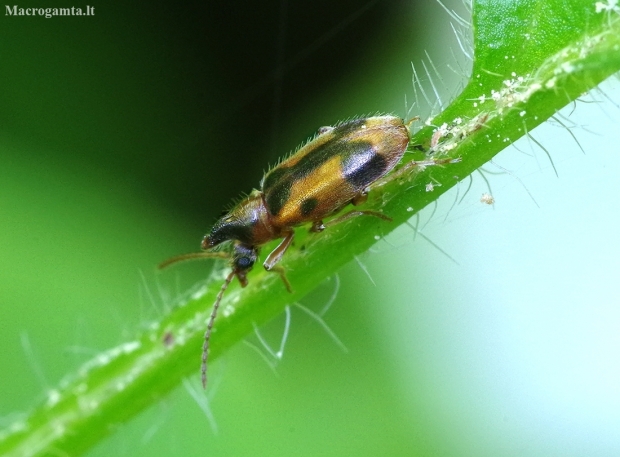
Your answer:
236;256;253;270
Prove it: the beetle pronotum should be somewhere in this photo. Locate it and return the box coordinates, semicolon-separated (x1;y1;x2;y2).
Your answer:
161;115;458;388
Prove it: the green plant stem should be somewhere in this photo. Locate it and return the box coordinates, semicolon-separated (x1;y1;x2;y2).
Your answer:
1;1;619;456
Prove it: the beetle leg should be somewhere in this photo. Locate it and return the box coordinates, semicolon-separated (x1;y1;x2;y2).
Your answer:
351;189;369;206
269;265;292;293
264;229;294;271
373;156;461;188
310;220;325;232
263;231;294;293
396;157;461;177
324;210;391;228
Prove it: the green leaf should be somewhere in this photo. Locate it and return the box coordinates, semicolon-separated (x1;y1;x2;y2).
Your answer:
1;1;619;455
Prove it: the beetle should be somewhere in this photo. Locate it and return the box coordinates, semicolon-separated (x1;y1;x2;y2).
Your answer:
161;115;458;388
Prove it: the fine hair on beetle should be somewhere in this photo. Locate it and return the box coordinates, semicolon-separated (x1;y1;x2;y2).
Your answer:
160;115;460;389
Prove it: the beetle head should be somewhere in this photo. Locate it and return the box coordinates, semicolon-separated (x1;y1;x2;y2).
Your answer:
230;242;258;286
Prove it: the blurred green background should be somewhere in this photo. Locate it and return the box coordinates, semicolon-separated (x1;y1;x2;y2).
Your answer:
2;0;620;456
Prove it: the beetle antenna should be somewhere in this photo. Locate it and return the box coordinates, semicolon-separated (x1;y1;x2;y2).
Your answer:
158;251;228;270
202;270;236;389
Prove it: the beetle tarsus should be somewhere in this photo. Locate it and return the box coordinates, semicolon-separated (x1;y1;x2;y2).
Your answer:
351;190;369;206
270;265;292;293
310;220;325;232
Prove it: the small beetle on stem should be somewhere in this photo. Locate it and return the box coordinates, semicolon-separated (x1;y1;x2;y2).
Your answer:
160;115;459;389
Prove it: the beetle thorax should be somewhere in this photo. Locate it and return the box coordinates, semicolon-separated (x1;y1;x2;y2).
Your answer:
203;191;279;249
